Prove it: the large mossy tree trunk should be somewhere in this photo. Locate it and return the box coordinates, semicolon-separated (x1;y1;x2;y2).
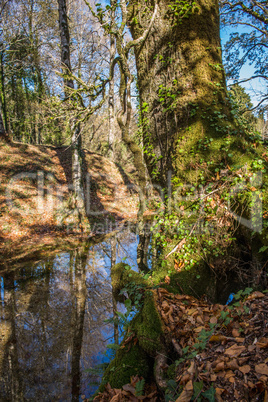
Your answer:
128;0;268;282
129;0;248;187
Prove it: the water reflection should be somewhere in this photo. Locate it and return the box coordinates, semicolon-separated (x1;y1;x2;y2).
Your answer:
0;230;139;401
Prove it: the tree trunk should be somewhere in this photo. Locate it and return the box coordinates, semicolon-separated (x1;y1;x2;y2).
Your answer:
58;0;74;92
0;109;10;142
108;2;116;160
58;0;85;227
129;0;243;188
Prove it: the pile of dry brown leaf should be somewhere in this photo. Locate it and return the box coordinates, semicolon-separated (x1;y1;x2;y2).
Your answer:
156;288;268;401
91;289;268;401
92;376;158;402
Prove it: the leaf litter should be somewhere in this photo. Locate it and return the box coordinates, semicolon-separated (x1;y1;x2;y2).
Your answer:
94;289;268;401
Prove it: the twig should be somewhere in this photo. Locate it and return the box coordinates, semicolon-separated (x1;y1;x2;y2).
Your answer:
165;222;197;259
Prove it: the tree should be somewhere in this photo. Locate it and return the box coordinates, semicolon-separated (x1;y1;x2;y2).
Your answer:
57;0;86;227
220;0;268;113
129;0;247;187
228;83;257;131
127;0;268;281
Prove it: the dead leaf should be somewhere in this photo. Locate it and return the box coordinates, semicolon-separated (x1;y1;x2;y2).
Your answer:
232;329;240;337
209;335;227;343
235;337;245;343
215;362;225;372
122;384;136;394
226;359;239;370
255;363;268;375
246;291;265;301
165;276;170;285
210;316;217;324
239;365;251;374
256;338;268;349
224;344;245;358
175;380;193;402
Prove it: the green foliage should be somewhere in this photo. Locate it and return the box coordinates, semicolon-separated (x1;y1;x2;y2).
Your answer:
228;84;258;134
167;0;199;24
135;378;145;396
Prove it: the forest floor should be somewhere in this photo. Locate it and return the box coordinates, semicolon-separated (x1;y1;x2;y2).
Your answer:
0;139;138;268
94;289;268;402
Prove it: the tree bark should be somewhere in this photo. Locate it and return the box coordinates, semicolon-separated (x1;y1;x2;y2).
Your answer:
0;109;10;142
108;2;116;160
58;0;85;226
58;0;74;93
129;0;240;188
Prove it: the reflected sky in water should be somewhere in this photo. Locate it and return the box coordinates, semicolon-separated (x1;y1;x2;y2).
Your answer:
0;230;138;401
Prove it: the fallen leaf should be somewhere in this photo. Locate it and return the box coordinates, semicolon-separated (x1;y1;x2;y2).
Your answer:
122;384;136;394
209;335;227;343
239;365;251;374
165;276;170;285
255;363;268;375
175;380;193;402
232;329;240;337
215;362;225;372
210;316;217;324
226;359;239;370
224;344;245;358
246;291;265;300
235;337;245;343
256;338;268;349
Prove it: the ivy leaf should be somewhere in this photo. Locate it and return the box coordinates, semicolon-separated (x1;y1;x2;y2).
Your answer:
202;386;216;401
193;381;204;398
124;299;132;309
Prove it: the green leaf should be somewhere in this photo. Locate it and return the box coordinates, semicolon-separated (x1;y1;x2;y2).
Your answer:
135;378;145;396
193;381;204;398
202;386;215;401
106;343;120;350
259;245;268;253
167;379;177;392
124;299;132;309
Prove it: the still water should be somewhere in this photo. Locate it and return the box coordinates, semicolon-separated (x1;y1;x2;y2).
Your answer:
0;230;138;401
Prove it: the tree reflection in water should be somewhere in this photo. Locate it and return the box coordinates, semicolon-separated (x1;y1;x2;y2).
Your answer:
0;230;140;401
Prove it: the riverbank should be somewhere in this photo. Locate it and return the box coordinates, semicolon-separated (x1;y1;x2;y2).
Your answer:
0;140;138;268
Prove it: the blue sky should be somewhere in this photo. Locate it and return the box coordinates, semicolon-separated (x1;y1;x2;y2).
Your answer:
220;26;265;109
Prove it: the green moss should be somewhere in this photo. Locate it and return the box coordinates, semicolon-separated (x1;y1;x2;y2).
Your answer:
167;363;176;380
98;278;165;393
151;258;216;300
99;343;151;391
111;262;147;302
132;291;164;355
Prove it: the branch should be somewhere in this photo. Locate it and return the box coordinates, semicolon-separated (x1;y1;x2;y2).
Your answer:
220;1;268;24
228;75;268;86
125;2;159;53
249;96;268;112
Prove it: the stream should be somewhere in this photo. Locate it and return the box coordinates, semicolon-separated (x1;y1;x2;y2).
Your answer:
0;226;249;401
0;230;138;401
